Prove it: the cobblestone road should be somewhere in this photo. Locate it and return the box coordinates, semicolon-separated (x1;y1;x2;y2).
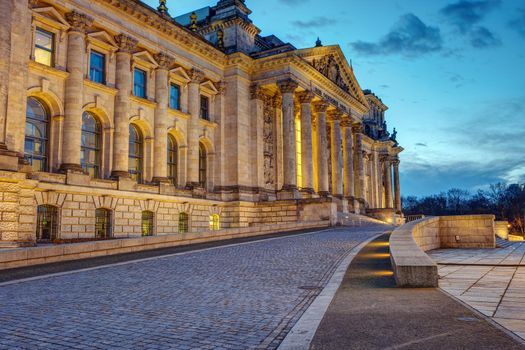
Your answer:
0;226;387;350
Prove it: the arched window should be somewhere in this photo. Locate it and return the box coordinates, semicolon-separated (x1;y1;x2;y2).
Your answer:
179;212;189;233
141;211;154;236
209;214;220;231
95;208;112;239
167;135;178;186
81;112;102;178
199;142;207;187
25;97;49;172
129;124;143;184
36;205;58;241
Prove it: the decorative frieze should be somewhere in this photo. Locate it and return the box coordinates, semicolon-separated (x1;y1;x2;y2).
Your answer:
311;54;350;93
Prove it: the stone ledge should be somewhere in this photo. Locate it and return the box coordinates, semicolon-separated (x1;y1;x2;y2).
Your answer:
0;221;330;270
390;215;495;288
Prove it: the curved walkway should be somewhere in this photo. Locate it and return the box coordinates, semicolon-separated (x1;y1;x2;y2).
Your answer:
0;225;387;350
309;234;524;349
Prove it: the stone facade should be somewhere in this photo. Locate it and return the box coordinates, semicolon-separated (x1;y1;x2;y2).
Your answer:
0;0;402;245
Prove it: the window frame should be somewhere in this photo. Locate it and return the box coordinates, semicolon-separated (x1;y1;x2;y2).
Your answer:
209;214;220;231
80;111;102;179
167;134;178;186
25;97;50;172
141;211;155;236
34;27;55;67
178;212;189;233
36;205;59;241
198;142;207;188
95;208;112;239
169;83;182;111
133;67;148;99
88;50;106;85
200;95;210;121
128;124;144;184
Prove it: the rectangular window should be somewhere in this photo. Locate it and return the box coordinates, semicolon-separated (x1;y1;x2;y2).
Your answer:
169;83;181;110
34;28;54;67
89;51;106;84
133;68;147;98
200;95;209;120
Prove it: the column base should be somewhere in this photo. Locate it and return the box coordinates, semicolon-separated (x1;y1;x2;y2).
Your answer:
151;177;170;185
299;188;315;198
277;186;301;200
0;148;21;172
318;191;331;198
111;170;130;180
59;163;84;174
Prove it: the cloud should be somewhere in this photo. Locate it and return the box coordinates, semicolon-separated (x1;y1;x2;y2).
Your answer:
292;17;334;28
415;143;428;147
509;8;525;38
440;0;501;48
350;13;442;57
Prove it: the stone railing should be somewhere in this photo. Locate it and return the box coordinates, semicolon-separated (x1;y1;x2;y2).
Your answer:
390;215;495;287
405;214;425;223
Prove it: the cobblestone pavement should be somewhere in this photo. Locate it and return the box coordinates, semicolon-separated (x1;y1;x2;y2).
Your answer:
0;225;387;350
429;242;525;342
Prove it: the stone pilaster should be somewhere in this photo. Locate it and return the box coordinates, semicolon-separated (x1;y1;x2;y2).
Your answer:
314;101;329;196
0;0;13;149
152;52;175;184
277;79;299;193
341;120;355;200
60;11;93;173
186;68;205;188
297;91;314;192
111;34;138;179
381;154;393;209
328;110;343;197
250;84;266;190
393;158;401;212
353;123;365;212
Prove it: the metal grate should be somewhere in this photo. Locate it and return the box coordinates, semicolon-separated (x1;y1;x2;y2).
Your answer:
36;205;58;241
95;209;112;239
141;211;154;236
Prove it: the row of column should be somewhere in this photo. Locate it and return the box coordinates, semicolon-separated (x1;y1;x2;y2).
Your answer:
276;79;402;212
58;10;208;188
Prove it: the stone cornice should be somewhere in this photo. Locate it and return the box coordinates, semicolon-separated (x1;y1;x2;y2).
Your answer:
95;0;227;66
198;17;261;37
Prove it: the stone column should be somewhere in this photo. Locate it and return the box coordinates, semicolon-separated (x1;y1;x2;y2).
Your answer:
353;123;366;209
186;68;204;188
297;91;314;192
277;79;299;192
60;11;93;172
393;158;401;212
341;120;355;199
382;155;393;209
328;110;343;197
152;52;174;184
111;34;138;179
250;84;266;190
0;0;13;148
314;101;330;196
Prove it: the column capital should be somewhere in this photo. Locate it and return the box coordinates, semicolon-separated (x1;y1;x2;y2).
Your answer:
189;68;205;83
216;81;227;95
115;33;138;53
379;154;391;163
250;84;267;100
313;101;329;113
340;120;353;128
272;95;282;108
277;79;299;94
392;158;400;166
154;52;175;70
65;11;94;33
297;91;315;104
352;123;364;134
327;110;343;121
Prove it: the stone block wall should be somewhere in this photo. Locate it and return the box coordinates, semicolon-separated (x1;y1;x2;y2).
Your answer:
439;215;495;249
495;221;509;240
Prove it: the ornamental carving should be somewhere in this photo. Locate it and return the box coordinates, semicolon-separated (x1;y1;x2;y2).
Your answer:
297;91;315;104
189;68;205;83
263;95;276;188
154;52;175;70
65;11;94;33
311;55;350;93
115;34;138;53
277;79;299;94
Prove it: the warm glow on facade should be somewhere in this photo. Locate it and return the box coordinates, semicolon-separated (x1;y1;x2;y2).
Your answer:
295;116;302;188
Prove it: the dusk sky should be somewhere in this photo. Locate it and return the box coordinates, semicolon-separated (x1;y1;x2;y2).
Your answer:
145;0;525;197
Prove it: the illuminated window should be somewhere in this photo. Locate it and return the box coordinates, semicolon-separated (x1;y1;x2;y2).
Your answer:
36;205;58;241
179;212;189;233
141;211;154;236
295;116;302;188
129;125;144;184
95;209;112;239
133;68;147;98
169;84;181;110
89;51;106;84
200;95;209;120
81;112;102;178
25;97;49;172
199;142;207;187
167;135;178;186
210;214;220;231
34;28;54;67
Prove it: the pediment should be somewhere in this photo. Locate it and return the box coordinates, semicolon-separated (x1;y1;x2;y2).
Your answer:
170;67;191;83
87;31;118;51
200;80;219;95
132;51;158;69
32;7;70;30
296;46;368;108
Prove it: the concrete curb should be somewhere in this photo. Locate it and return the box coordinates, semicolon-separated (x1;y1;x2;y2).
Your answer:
277;230;389;350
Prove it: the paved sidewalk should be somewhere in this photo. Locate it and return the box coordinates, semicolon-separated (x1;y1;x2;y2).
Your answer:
310;234;524;349
429;242;525;342
0;225;387;350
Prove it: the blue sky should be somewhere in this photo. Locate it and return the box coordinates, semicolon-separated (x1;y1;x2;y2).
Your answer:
144;0;525;196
